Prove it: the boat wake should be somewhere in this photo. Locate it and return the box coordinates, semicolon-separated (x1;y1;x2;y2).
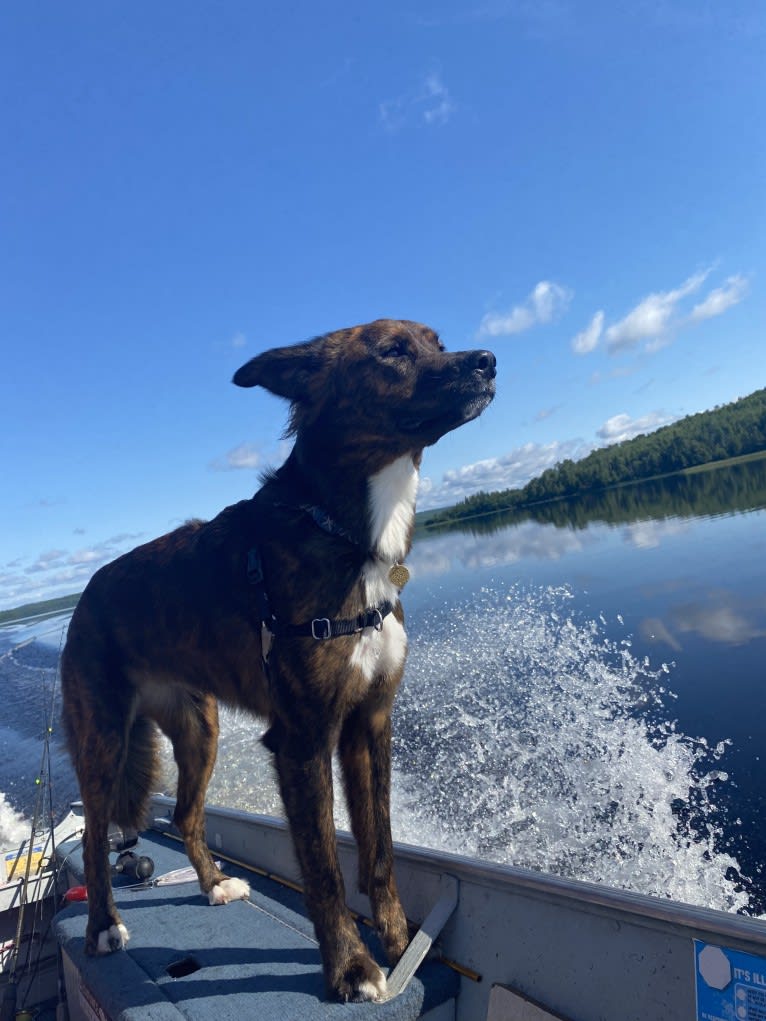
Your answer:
0;590;757;916
391;583;753;914
198;584;756;913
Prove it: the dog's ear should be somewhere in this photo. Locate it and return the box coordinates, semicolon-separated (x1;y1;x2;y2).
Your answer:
232;336;326;401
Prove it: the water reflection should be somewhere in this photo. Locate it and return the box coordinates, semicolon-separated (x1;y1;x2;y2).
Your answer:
410;520;595;577
418;454;766;538
413;457;766;581
645;595;766;648
640;617;683;652
622;518;690;550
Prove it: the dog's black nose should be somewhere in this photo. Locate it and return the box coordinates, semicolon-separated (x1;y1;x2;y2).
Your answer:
473;350;497;379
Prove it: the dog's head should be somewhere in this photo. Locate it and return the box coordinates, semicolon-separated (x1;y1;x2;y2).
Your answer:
233;319;495;463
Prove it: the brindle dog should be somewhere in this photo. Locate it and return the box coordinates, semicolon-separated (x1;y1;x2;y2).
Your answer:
61;319;496;1002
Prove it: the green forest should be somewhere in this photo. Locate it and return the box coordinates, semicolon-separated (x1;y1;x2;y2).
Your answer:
0;592;80;626
420;385;766;529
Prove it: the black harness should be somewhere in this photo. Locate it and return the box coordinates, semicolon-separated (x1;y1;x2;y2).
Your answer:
246;504;398;664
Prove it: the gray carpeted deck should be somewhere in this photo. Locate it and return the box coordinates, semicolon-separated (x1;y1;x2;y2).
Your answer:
55;830;458;1020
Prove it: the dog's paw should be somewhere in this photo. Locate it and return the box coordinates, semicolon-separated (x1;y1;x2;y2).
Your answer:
207;877;250;905
378;907;412;965
334;954;387;1003
95;922;130;954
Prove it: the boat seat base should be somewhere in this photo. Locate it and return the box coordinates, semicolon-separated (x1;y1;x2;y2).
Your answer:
54;831;458;1021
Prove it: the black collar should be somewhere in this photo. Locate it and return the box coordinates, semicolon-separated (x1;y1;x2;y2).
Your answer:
274;500;367;549
297;503;365;548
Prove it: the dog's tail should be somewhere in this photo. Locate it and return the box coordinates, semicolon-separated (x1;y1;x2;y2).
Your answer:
112;715;160;830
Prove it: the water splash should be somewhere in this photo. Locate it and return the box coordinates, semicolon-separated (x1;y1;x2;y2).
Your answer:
0;791;30;848
197;583;754;913
2;596;754;914
391;583;752;914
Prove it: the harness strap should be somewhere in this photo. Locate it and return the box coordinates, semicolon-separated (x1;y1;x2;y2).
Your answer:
247;548;394;663
272;602;394;641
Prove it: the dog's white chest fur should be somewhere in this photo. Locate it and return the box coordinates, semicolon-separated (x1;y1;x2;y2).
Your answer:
350;456;418;682
367;456;419;563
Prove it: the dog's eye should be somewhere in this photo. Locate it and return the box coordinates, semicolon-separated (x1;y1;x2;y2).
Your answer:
382;341;408;359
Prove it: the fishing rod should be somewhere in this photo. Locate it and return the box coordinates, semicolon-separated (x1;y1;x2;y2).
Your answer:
0;726;47;1021
1;621;68;1021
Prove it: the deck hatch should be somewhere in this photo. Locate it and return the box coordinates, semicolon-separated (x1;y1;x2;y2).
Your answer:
166;956;201;979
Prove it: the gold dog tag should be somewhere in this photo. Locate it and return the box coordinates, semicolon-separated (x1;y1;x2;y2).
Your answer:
388;563;410;589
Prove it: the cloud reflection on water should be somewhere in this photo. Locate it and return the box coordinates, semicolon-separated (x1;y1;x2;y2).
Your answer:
410;519;596;578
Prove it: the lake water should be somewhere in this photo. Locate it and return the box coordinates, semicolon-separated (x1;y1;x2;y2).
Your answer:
1;458;764;916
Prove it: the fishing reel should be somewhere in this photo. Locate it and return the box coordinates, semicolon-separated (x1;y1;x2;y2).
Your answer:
111;850;155;882
107;824;155;882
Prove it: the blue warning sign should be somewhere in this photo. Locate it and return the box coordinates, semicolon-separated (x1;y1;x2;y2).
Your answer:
695;940;766;1021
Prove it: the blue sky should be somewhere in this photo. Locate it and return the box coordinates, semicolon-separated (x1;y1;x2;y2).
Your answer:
2;1;764;609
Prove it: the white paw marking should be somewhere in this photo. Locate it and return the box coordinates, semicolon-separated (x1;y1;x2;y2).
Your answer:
207;877;250;905
96;922;129;954
358;967;387;1002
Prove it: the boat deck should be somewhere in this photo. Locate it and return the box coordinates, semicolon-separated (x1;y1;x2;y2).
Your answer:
54;828;458;1021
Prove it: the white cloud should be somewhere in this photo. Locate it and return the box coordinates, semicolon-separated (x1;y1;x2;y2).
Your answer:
209;442;261;472
24;549;67;574
65;533;144;570
689;274;749;322
422;73;454;125
596;410;676;444
1;533;145;609
605;270;709;353
379;71;455;131
420;407;680;510
478;281;572;338
420;439;583;509
230;331;247;348
571;310;604;354
534;404;562;422
574;268;748;360
68;548;105;566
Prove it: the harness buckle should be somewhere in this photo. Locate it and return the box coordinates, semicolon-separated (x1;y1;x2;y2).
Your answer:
311;618;332;640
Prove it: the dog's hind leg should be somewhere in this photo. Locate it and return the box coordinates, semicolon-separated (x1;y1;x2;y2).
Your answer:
63;690;154;954
339;705;410;966
81;804;130;954
273;735;387;1003
161;692;250;906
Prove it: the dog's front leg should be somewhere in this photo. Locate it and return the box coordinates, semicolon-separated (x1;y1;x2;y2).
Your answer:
339;706;410;966
273;739;387;1002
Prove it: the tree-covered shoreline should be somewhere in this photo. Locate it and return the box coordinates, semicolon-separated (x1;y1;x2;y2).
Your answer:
420;386;766;529
0;592;80;626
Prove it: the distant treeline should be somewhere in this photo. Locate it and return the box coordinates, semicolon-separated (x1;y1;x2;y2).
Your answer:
0;592;79;625
418;454;766;539
420;386;766;528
